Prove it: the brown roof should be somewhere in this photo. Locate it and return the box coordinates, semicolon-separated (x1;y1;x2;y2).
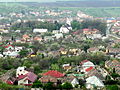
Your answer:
114;39;120;43
88;47;99;52
0;69;15;82
61;75;76;83
22;34;30;39
39;75;58;83
18;72;37;82
87;69;105;81
105;60;120;75
107;48;120;53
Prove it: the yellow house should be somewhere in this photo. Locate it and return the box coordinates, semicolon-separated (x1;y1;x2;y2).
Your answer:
69;49;78;55
30;55;36;57
60;51;68;55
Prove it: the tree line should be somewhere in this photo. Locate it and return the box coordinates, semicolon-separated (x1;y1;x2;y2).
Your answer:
10;19;107;35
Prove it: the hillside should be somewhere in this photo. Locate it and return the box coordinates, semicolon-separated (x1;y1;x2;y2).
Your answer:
1;2;120;17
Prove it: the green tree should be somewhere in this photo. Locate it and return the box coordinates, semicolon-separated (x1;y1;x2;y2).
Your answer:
111;73;120;80
51;64;60;71
19;49;29;58
62;82;73;89
81;44;90;53
71;20;82;30
43;82;54;90
106;85;119;90
32;80;43;88
81;19;107;35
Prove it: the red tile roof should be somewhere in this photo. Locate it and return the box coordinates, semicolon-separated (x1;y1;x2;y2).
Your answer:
18;72;37;82
80;60;89;65
6;80;13;85
4;45;14;48
83;28;98;32
43;70;64;78
85;67;94;72
83;28;90;31
26;72;37;82
18;74;27;80
23;34;30;39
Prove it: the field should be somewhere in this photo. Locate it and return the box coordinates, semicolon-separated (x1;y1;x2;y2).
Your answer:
59;7;120;17
0;3;120;17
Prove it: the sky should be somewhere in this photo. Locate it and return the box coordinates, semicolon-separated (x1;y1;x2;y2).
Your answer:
0;0;75;2
0;0;98;2
0;0;119;2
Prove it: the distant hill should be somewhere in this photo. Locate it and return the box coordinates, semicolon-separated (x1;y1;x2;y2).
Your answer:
21;1;120;7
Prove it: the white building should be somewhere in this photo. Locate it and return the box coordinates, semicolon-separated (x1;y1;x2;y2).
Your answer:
52;30;59;34
54;33;63;39
33;29;48;33
71;78;79;87
3;51;19;57
60;26;70;33
86;76;104;89
16;66;28;77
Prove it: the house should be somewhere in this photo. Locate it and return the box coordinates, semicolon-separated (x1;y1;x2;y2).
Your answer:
16;67;37;86
0;36;3;41
3;51;19;57
22;34;30;42
106;17;116;23
2;30;9;33
86;76;104;89
106;48;120;57
15;30;21;33
86;69;105;81
69;49;78;55
87;47;99;53
52;30;60;34
4;45;14;50
54;33;63;39
62;64;72;71
33;36;43;42
48;51;60;57
17;72;37;86
0;54;3;57
59;48;68;55
80;60;95;73
86;34;102;39
93;34;102;39
14;46;23;52
16;67;28;77
0;69;15;84
39;75;58;85
60;50;68;55
72;30;83;35
3;46;22;57
83;28;99;35
33;29;48;33
116;54;120;59
67;74;85;79
43;70;64;78
60;25;72;34
61;76;79;87
71;78;79;87
44;36;54;41
113;39;120;44
105;60;120;75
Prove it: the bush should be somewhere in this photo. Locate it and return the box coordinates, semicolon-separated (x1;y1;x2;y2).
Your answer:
43;82;54;90
106;85;119;90
62;82;73;89
32;80;43;88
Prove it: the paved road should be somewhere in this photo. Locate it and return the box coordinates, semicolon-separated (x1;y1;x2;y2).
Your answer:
108;34;120;39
